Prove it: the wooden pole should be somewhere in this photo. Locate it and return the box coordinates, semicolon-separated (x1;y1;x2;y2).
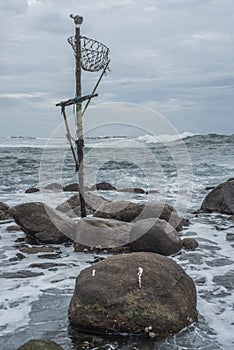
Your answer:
75;25;86;217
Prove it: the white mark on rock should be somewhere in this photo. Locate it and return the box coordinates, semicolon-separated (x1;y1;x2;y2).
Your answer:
92;269;96;277
138;266;143;289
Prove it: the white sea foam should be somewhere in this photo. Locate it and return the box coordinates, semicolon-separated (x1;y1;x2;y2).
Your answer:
136;131;196;144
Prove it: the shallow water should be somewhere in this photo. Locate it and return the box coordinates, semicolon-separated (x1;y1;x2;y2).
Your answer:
0;134;234;349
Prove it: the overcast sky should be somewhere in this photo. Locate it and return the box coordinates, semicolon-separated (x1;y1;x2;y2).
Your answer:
0;0;233;137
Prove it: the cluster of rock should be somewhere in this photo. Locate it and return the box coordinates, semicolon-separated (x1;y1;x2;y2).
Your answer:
24;181;154;194
7;178;234;344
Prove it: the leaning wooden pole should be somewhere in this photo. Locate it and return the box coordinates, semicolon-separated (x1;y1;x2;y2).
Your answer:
74;22;86;217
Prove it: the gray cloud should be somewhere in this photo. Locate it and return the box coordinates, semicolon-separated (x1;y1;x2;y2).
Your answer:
0;0;233;136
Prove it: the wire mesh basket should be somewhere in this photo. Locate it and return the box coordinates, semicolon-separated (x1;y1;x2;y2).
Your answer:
68;35;110;72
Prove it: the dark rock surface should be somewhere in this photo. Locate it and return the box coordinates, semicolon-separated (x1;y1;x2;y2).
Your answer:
201;179;234;214
0;270;44;279
89;182;116;191
63;183;79;192
6;225;21;232
0;202;12;220
10;202;75;244
119;187;145;194
17;339;64;350
19;246;60;254
25;187;40;193
29;262;66;269
130;218;182;255
182;238;199;250
69;252;197;338
94;201;187;231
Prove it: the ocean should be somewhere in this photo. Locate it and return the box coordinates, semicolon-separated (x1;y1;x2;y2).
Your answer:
0;133;234;349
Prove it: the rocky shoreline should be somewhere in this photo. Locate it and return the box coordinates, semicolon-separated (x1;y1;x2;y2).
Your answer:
1;179;234;349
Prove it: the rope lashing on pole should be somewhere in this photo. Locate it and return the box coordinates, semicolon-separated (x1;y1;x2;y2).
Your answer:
56;93;98;172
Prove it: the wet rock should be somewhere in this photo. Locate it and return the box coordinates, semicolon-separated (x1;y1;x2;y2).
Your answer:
119;187;145;194
38;253;62;259
17;339;64;350
73;217;132;252
206;258;233;267
213;271;234;290
94;201;187;231
29;262;66;269
89;182;116;191
63;183;79;192
182;238;199;250
25;187;40;193
44;183;63;191
69;252;197;338
201;179;234;214
130;218;182;255
229;215;234;221
226;232;234;241
19;246;60;254
0;270;44;279
0;202;11;220
16;253;26;260
6;225;21;232
10;202;75;244
205;186;215;191
15;237;25;243
56;192;109;218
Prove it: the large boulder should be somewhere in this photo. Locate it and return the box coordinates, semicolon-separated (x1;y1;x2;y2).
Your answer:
130;218;182;255
17;339;64;350
73;217;132;252
93;201;187;231
201;179;234;214
69;252;197;338
10;202;75;244
56;192;109;218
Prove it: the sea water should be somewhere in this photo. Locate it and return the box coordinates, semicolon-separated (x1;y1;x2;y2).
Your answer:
0;133;234;349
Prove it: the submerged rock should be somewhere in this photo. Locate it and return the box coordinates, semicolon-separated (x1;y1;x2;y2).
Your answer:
10;202;75;244
130;218;182;255
118;187;145;194
19;245;60;254
0;270;44;279
69;252;197;338
6;225;21;232
17;339;64;350
94;201;187;231
201;179;234;214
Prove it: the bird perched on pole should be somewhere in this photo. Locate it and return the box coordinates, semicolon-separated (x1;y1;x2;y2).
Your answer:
70;14;83;26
